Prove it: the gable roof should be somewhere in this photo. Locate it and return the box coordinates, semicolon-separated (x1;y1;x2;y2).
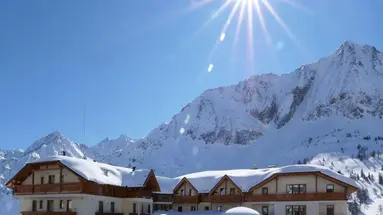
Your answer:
208;175;243;195
7;156;155;188
174;165;358;193
173;177;199;193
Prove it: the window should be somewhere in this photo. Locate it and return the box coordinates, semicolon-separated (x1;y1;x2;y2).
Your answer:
66;200;72;212
286;205;306;215
60;174;64;183
40;177;44;184
178;206;182;212
39;200;43;209
262;206;269;215
220;188;225;195
32;200;37;212
111;202;115;213
204;206;210;211
48;175;55;184
47;200;54;212
262;187;268;195
286;184;306;194
230;188;235;195
60;200;64;209
299;184;306;194
133;203;137;213
189;189;195;196
141;204;144;214
98;201;104;213
326;184;334;193
180;189;185;196
217;206;223;211
191;206;196;211
326;205;334;215
148;205;151;213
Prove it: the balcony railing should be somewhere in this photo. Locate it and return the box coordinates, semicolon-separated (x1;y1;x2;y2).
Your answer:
244;192;347;202
125;189;153;198
129;213;150;215
209;194;242;203
21;212;76;215
14;183;82;195
153;194;172;202
95;213;124;215
173;195;199;203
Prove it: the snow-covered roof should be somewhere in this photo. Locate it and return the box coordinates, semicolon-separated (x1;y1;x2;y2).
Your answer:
176;164;358;193
155;176;180;194
29;156;152;187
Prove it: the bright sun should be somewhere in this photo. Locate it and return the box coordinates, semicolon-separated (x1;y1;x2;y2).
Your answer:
185;0;309;72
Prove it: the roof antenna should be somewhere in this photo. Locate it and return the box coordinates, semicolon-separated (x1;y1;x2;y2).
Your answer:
83;104;86;145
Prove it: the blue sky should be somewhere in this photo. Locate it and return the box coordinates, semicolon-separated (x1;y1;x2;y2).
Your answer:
1;0;382;149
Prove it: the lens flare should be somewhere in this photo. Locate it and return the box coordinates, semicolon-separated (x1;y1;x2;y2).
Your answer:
183;0;307;73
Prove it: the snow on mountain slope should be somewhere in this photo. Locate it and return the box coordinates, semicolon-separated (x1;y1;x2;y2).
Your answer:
1;41;383;215
0;131;88;214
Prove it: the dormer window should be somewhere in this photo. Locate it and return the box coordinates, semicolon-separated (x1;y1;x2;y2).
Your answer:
220;188;225;195
326;184;334;193
262;187;268;195
189;189;195;196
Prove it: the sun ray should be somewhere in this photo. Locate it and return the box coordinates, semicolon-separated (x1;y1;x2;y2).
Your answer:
262;0;297;42
195;0;237;38
277;0;313;15
253;0;272;45
246;0;255;72
185;0;217;12
206;0;242;61
233;0;247;47
172;0;308;74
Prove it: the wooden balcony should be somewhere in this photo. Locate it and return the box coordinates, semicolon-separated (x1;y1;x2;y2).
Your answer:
125;189;153;198
209;194;242;203
129;213;150;215
244;192;347;202
173;195;199;203
21;212;76;215
153;193;172;202
14;183;82;195
95;213;124;215
199;194;210;202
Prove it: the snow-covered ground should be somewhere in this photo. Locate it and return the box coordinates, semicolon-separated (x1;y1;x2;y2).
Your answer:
153;207;261;215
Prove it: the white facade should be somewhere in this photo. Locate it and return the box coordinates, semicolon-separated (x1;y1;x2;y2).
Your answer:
17;194;153;215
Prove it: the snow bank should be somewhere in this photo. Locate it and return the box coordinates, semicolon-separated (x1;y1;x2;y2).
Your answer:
224;207;260;215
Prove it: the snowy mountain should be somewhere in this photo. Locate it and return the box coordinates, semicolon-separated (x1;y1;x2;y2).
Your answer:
1;41;383;214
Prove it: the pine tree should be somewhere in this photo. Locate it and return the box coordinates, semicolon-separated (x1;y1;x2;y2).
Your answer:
348;200;360;215
379;174;383;185
378;204;383;215
357;188;369;204
361;169;366;180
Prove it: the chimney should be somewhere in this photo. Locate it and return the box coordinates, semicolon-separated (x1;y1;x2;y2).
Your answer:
132;167;136;172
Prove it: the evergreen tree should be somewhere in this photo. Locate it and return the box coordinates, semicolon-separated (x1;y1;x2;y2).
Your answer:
378;204;383;215
348;200;360;215
361;169;366;180
379;174;383;185
356;188;370;204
